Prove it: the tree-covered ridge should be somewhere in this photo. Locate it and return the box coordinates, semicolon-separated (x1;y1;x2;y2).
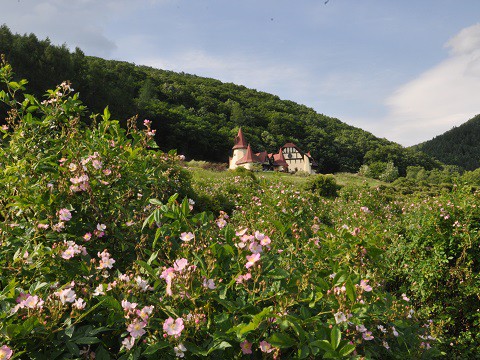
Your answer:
413;114;480;171
0;24;438;173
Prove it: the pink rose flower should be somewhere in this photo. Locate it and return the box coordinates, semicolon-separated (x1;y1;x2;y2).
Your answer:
163;317;184;336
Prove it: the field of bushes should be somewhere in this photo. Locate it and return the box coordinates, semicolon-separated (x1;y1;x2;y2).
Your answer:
1;60;479;359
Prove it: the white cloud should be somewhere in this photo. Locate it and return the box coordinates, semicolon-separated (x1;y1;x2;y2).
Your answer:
447;23;480;56
381;23;480;146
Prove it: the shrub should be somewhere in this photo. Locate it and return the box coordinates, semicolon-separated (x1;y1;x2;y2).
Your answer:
462;168;480;186
383;188;480;356
378;161;399;182
360;161;398;182
304;174;341;198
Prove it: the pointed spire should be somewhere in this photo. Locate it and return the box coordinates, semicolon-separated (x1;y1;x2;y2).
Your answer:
232;128;248;149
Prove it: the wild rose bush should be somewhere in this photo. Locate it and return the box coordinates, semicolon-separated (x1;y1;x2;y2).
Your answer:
384;189;480;357
224;178;479;358
0;60;464;359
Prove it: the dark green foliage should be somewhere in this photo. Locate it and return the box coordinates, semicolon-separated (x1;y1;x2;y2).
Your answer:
363;143;441;177
0;25;440;174
304;174;341;197
461;168;480;186
414;114;480;171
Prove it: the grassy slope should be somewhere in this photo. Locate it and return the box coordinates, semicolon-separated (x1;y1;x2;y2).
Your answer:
187;165;386;189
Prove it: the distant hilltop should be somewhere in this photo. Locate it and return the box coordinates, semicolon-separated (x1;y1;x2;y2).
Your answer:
412;114;480;171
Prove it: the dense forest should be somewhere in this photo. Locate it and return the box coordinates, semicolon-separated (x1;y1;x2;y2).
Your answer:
0;24;441;174
413;114;480;171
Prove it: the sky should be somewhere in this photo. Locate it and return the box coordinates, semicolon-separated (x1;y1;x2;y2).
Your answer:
1;0;480;146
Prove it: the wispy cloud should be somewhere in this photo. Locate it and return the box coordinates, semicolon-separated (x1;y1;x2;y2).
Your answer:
381;23;480;146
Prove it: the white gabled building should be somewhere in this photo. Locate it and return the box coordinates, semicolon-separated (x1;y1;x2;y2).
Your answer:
229;128;317;174
281;143;318;174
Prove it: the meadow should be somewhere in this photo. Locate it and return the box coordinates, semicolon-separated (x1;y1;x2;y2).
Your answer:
1;60;479;359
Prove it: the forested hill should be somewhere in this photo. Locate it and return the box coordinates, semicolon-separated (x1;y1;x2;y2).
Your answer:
0;25;439;173
413;114;480;171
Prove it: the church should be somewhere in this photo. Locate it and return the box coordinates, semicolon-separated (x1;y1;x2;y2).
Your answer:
228;128;318;174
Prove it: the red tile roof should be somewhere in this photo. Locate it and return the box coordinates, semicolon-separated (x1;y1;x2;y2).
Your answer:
255;151;269;163
282;142;303;154
272;148;288;167
236;144;262;165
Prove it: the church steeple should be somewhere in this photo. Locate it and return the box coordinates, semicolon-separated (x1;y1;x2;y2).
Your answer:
232;128;248;150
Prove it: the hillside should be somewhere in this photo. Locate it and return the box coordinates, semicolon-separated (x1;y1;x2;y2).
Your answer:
413;114;480;171
0;25;438;174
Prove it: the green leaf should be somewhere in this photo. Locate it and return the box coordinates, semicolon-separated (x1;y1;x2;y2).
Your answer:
167;193;179;204
267;332;296;349
86;327;110;336
191;251;207;274
330;326;341;350
103;106;110;121
182;342;208;356
8;81;22;90
29;281;49;294
65;341;80;356
65;326;75;338
310;340;333;352
149;198;163;206
154;209;161;223
95;346;111;360
214;296;236;312
136;260;157;277
298;345;310;359
147;251;159;265
317;278;330;291
5;324;23;338
206;340;232;355
142;212;154;230
267;268;290;280
223;225;236;244
181;197;190;216
99;295;123;312
0;278;16;300
339;343;356;356
323;350;340;359
238;307;273;335
310;291;323;308
345;277;356;303
143;341;170;355
75;336;101;345
333;271;347;286
73;298;108;324
285;316;307;341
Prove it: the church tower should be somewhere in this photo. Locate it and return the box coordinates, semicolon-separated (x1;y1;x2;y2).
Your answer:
229;128;248;170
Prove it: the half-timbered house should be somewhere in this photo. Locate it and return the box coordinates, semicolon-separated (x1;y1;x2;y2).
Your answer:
281;143;318;174
229;128;317;174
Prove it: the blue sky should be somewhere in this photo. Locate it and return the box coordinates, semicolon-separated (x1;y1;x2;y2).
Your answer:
1;0;480;145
